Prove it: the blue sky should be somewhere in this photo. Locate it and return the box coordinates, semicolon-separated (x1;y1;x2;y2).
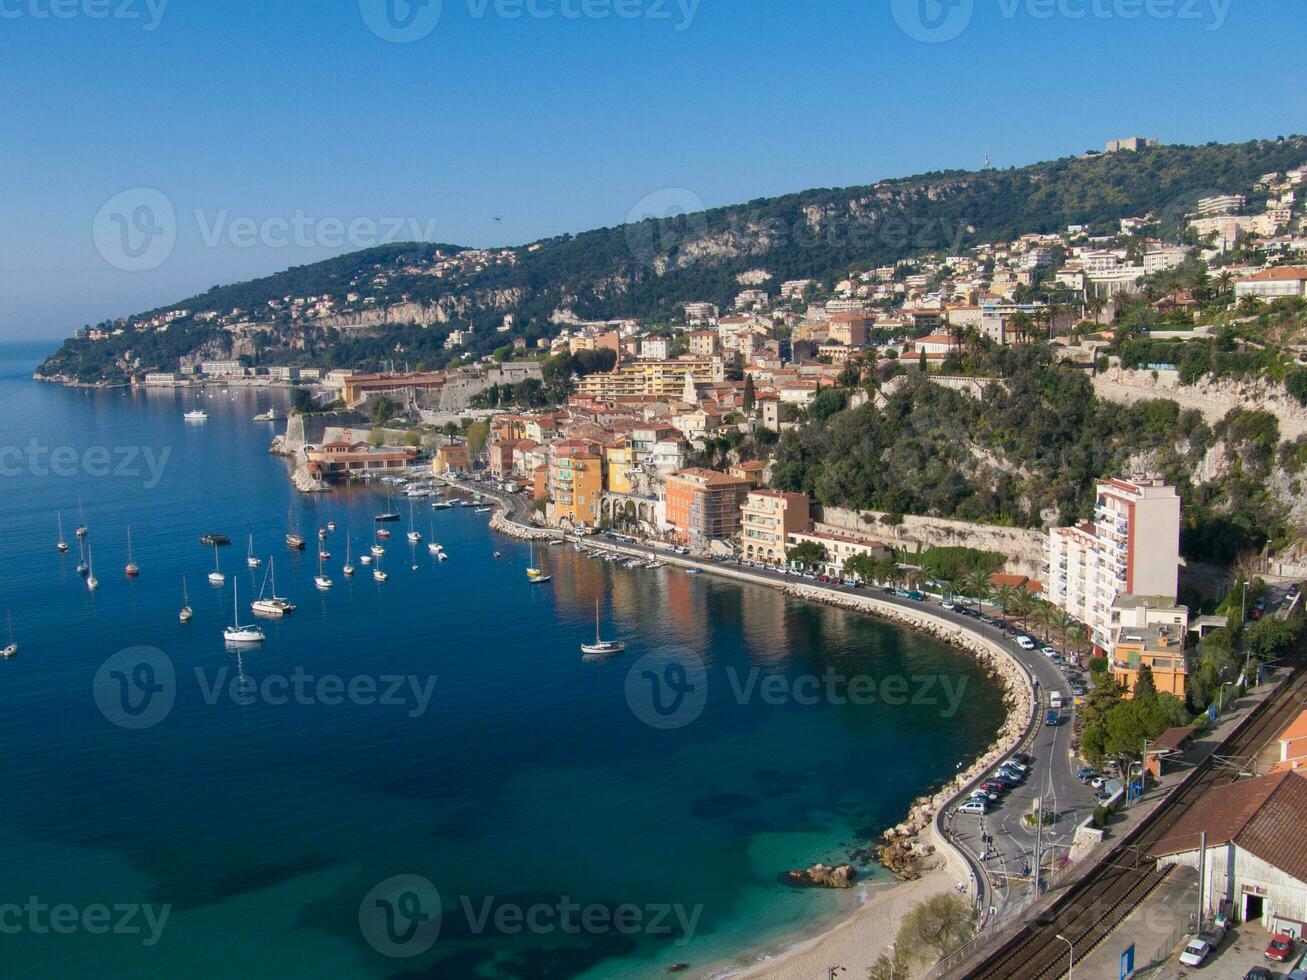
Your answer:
2;0;1304;341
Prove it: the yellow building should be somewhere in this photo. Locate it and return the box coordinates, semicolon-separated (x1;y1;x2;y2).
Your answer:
547;441;605;529
432;442;471;474
740;491;810;565
605;444;637;495
1112;624;1189;700
576;357;724;399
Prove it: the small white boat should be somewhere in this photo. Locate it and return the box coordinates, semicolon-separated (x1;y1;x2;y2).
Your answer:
373;556;388;582
76;537;89;576
56;513;70;553
314;551;333;591
247;534;262;569
371;544;385;558
428;541;442;556
252;557;295;616
360;554;373;566
75;498;88;539
180;577;193;623
2;612;17;659
125;526;140;578
184;410;208;421
581;599;626;657
224;578;265;645
432;499;454;510
208;542;225;585
86;546;100;591
327;521;337;532
343;539;355;577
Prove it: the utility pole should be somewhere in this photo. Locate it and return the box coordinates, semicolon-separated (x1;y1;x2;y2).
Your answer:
1033;794;1042;897
1196;830;1208;928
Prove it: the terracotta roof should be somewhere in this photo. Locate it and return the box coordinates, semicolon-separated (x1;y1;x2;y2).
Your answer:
1280;710;1307;747
1243;267;1307;282
1155;771;1307;883
1153;726;1194;752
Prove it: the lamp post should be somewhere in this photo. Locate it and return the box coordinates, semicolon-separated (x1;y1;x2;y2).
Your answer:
1056;933;1074;977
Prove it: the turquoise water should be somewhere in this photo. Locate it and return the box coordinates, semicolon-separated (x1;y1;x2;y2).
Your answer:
0;342;1002;978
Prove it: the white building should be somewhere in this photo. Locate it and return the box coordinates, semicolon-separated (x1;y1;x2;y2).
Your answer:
1235;268;1307;301
1047;478;1181;654
1155;770;1307;934
1196;194;1247;217
1143;246;1191;275
640;336;670;360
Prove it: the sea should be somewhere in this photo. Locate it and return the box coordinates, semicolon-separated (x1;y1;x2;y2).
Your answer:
0;341;1003;979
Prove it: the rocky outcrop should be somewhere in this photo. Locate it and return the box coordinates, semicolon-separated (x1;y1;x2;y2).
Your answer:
783;864;856;889
875;836;938;882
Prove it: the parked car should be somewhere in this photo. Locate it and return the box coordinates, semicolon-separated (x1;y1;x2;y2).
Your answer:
1075;766;1095;781
981;781;1010;795
1178;939;1212;967
1267;934;1298;963
1243;967;1273;980
1041;646;1058;657
970;789;1000;803
958;799;987;815
1016;636;1036;650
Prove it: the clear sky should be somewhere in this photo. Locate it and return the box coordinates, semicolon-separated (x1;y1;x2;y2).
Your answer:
2;0;1304;341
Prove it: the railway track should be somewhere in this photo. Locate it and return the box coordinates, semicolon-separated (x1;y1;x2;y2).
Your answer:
961;662;1307;980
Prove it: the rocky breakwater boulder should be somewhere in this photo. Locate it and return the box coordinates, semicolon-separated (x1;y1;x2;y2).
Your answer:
783;864;856;889
875;835;938;882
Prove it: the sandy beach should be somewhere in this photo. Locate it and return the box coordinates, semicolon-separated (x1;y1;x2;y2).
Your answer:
728;866;960;979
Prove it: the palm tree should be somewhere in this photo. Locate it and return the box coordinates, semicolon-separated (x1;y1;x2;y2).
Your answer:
1087;294;1108;325
1030;601;1056;643
960;570;992;615
993;584;1019;621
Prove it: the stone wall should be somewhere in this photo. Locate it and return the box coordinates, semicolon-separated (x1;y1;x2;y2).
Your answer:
817;506;1047;581
1093;366;1307;440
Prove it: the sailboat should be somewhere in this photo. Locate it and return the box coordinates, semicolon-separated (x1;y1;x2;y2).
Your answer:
406;499;422;544
86;546;99;591
373;553;388;582
208;542;225;585
247;534;262;569
427;517;441;556
180;577;193;623
375;492;401;523
224;577;265;645
76;536;89;576
314;550;333;591
581;599;626;656
252;557;295;616
2;612;17;659
370;543;386;557
526;541;551;584
343;539;355;577
56;513;70;553
125;526;140;578
286;505;306;551
75;498;88;538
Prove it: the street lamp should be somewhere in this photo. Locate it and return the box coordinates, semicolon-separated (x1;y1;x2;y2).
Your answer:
1056;934;1074;977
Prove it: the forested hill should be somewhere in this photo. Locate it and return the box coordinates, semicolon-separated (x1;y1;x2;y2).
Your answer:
41;137;1307;381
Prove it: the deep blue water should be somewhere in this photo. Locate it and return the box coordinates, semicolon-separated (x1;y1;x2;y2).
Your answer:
0;342;1003;978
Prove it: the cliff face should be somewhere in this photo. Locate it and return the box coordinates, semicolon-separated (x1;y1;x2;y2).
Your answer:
1093;367;1307;440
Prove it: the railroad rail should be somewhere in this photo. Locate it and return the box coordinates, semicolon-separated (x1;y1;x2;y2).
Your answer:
959;661;1307;980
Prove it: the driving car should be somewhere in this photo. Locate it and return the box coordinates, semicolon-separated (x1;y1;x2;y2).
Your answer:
1016;636;1036;650
1179;939;1211;967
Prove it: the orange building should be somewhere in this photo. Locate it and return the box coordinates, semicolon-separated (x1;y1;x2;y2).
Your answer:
432;442;470;475
1111;624;1189;700
547;440;605;529
663;468;754;551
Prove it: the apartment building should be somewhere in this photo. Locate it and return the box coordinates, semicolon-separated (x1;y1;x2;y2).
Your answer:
826;313;870;347
740;491;810;565
1047;478;1181;656
784;529;890;579
576;357;724;399
547;441;605;529
1235;267;1307;301
662;468;754;551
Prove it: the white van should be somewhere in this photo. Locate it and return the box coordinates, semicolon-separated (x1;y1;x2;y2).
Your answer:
1049;691;1064;710
958;799;987;815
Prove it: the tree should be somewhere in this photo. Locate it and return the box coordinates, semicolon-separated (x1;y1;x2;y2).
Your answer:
465;420;490;458
896;893;975;963
959;569;992;614
918;349;928;372
290;386;315;415
843;553;880;583
371;395;400;424
367;427;385;448
1133;663;1158;702
743;373;756;412
787;541;829;569
403;430;422;448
